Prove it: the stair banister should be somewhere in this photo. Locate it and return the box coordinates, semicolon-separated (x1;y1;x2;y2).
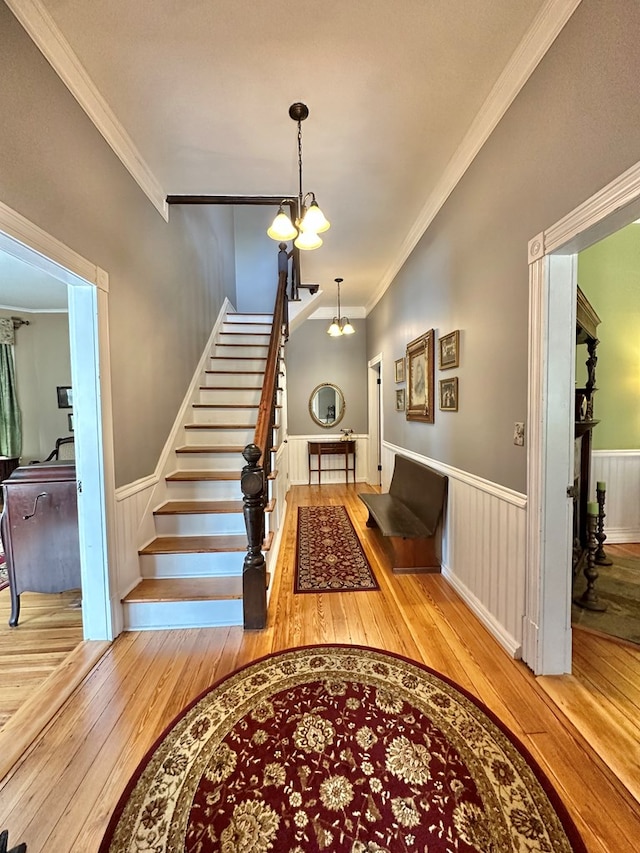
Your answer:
241;253;289;629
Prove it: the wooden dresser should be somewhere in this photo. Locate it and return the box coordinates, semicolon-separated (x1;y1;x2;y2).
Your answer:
0;461;81;626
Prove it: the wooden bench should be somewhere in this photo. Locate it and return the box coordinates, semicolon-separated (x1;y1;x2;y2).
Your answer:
359;455;447;573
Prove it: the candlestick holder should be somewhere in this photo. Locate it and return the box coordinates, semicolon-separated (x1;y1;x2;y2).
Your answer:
595;484;613;566
574;508;607;612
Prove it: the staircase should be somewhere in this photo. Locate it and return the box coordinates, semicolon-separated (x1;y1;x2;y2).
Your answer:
122;312;280;630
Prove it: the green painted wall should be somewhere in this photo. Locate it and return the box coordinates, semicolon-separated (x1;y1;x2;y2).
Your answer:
577;224;640;450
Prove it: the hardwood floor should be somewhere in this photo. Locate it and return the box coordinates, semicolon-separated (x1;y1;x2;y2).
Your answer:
0;483;639;851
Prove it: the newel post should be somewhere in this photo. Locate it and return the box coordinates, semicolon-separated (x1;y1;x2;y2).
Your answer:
241;443;267;629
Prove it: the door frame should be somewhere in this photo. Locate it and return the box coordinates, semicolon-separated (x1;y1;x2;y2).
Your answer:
524;159;640;674
0;200;117;640
367;353;383;486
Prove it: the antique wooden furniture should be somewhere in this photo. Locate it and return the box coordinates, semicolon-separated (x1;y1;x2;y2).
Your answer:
573;286;601;574
0;461;81;626
358;454;448;572
308;439;356;484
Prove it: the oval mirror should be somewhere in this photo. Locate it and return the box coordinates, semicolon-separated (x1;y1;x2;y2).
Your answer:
309;383;345;428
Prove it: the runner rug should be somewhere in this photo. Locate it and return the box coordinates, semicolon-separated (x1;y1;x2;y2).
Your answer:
99;645;586;853
295;505;379;593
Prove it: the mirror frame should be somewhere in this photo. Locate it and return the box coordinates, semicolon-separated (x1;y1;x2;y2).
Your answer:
308;382;346;429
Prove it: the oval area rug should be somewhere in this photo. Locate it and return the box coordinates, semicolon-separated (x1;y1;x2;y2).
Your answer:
100;645;586;852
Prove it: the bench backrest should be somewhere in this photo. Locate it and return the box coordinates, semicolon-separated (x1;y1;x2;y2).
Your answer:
389;454;448;535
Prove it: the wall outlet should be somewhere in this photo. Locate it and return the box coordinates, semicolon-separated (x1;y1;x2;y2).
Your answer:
514;422;525;446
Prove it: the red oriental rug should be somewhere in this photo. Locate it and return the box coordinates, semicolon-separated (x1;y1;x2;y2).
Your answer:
295;505;379;593
99;645;587;853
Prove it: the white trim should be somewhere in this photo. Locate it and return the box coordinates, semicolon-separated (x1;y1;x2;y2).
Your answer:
0;201;116;642
366;0;582;313
592;448;640;457
527;158;640;675
115;473;159;502
5;0;168;221
383;441;527;508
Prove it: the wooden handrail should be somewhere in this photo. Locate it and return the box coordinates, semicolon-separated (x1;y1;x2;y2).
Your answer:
241;251;289;629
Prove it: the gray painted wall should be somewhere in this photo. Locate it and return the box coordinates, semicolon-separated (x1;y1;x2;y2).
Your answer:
0;5;236;486
367;0;640;493
287;319;367;436
234;206;281;313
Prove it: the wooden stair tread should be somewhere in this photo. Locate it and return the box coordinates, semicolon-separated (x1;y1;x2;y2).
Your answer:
193;403;258;409
199;385;264;391
205;370;265;375
123;577;243;603
140;531;274;554
175;445;245;454
154;499;275;515
209;356;267;361
166;470;240;481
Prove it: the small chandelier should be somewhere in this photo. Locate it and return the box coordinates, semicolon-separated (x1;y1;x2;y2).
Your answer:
267;103;330;251
327;278;355;336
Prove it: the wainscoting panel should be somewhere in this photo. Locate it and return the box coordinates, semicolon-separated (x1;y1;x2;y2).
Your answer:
114;476;158;600
591;450;640;542
288;435;369;485
382;443;527;658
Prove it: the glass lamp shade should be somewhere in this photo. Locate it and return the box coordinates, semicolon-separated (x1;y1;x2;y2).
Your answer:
294;229;323;250
267;209;298;241
300;201;330;234
341;318;355;335
327;318;342;336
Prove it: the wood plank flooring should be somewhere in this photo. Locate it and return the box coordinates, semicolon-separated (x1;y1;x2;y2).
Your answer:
0;484;639;852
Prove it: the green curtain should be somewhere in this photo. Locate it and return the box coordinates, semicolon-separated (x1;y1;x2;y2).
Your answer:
0;344;22;458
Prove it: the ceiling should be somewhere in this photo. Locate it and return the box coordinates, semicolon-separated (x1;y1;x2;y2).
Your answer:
6;0;574;312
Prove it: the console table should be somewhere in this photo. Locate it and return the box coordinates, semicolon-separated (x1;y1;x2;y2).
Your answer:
308;440;356;485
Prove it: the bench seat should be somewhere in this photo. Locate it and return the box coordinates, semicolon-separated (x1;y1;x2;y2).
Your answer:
359;455;447;573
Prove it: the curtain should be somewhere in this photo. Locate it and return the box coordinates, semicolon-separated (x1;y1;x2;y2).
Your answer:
0;319;22;458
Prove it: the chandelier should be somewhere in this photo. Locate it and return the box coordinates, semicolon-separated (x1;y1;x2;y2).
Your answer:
327;278;355;336
267;103;330;251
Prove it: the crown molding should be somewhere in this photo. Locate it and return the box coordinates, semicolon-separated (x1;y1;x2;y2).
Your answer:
6;0;169;221
366;0;583;314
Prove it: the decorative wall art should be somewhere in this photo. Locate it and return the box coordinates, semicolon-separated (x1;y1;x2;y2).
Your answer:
406;330;435;422
68;412;74;432
394;357;405;383
57;386;73;408
438;330;460;370
395;388;405;412
439;377;458;411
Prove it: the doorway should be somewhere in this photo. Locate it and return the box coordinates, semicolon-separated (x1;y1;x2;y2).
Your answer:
524;159;640;675
367;355;382;487
0;200;117;642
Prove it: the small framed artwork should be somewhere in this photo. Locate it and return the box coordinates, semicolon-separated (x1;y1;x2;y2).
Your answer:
406;329;435;423
395;388;405;412
439;330;460;370
439;377;458;411
57;386;73;408
68;412;74;432
394;357;405;383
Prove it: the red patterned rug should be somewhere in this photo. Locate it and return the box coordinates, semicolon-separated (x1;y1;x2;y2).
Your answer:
295;505;379;593
99;645;586;853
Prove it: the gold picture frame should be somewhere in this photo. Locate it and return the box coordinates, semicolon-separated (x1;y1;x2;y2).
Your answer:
439;377;458;411
394;357;405;383
438;330;460;370
406;330;435;422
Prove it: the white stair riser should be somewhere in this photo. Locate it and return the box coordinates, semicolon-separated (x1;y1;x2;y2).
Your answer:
218;334;271;346
123;599;243;630
204;371;265;387
198;387;262;405
175;451;246;470
166;479;243;500
192;407;257;425
214;344;269;358
141;550;243;577
221;322;271;335
155;512;246;536
208;357;267;372
226;313;273;324
184;427;255;445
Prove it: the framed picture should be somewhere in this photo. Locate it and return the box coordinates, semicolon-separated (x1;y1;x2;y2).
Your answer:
439;330;460;370
394;357;405;383
406;330;435;423
439;377;458;411
57;386;73;408
395;388;405;412
68;412;74;432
